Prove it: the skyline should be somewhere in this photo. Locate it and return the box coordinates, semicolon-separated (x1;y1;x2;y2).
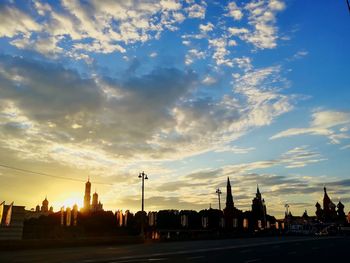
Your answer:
0;0;350;218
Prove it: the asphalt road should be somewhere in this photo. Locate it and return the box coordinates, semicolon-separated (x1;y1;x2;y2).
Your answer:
1;236;349;263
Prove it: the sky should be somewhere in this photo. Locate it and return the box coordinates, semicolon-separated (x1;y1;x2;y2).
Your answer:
0;0;349;218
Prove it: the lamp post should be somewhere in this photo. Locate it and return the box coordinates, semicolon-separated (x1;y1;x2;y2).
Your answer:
138;171;148;236
216;188;222;210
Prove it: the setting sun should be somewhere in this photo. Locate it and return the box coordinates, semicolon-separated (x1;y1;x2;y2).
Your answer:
51;193;83;210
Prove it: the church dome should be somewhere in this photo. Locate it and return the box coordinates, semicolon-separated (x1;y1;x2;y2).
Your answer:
42;197;49;206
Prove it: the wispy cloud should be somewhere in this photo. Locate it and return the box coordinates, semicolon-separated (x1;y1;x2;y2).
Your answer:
271;110;350;144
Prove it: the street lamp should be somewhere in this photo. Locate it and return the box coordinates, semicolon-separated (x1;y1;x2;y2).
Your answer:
138;171;148;236
216;188;222;210
138;171;148;212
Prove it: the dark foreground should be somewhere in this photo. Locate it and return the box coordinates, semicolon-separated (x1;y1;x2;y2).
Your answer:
1;236;349;263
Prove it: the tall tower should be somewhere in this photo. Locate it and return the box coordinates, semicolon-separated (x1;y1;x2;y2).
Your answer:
224;177;235;229
225;177;234;209
256;185;261;199
84;178;91;212
252;185;267;229
323;186;333;211
92;191;98;212
323;186;336;221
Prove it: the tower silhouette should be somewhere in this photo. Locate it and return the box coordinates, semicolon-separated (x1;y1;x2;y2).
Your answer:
225;177;234;210
41;196;49;212
224;177;235;229
252;185;267;229
84;178;91;212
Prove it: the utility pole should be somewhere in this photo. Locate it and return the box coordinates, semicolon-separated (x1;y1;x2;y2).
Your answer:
216;188;222;210
138;171;148;236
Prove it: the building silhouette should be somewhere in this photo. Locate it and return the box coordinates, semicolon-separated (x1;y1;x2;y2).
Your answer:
83;178;91;212
223;177;242;229
82;179;103;213
252;185;267;229
91;191;103;212
25;197;53;220
315;186;344;223
41;197;49;212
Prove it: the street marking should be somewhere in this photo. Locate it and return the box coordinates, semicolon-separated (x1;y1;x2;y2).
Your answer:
187;256;205;260
240;249;253;253
148;259;168;261
109;260;145;263
245;259;261;263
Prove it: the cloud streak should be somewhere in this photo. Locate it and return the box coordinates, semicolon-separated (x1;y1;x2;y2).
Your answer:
271;110;350;144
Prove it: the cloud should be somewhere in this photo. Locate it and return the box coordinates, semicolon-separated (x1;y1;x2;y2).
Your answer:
201;75;217;85
208;37;233;67
151;145;326;200
213;146;255;154
185;169;222;180
186;2;207;19
1;0;189;57
143;144;344;216
271;110;350;144
244;0;285;49
199;22;214;33
0;55;197;166
232;57;253;71
233;66;292;127
287;50;308;61
220;145;326;174
0;5;41;38
226;0;285;50
185;48;206;65
341;144;350;150
280;146;327;168
0;54;294;170
149;52;158;58
226;2;243;20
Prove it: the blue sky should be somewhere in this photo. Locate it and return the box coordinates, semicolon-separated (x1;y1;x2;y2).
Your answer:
0;0;349;218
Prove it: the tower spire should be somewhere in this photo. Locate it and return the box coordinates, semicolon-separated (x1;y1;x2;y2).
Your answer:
256;184;261;199
225;177;234;209
224;177;235;229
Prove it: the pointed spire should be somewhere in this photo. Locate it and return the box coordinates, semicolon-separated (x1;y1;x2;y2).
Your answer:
257;184;260;194
225;177;234;209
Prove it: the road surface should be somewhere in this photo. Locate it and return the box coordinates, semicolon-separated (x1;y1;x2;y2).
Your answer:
1;236;349;263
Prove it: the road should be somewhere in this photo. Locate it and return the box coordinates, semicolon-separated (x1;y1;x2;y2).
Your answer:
1;236;349;263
